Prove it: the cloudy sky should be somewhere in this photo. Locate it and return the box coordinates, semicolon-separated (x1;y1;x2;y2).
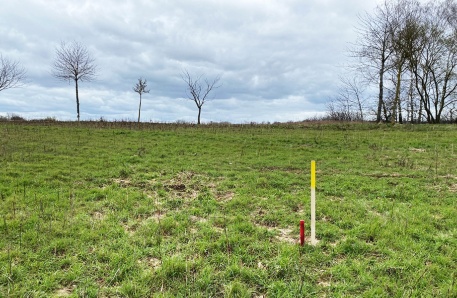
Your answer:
1;0;379;123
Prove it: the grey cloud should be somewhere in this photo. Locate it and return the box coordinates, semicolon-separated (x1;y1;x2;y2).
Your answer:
0;0;380;123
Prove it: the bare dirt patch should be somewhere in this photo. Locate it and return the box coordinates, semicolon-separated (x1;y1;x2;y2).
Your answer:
163;171;206;200
151;212;167;222
257;261;266;270
166;183;186;191
121;212;166;236
261;226;296;244
212;226;224;233
366;172;403;178
55;286;75;297
190;215;207;223
318;280;331;287
409;148;426;153
112;178;131;187
275;228;296;244
138;257;161;270
216;191;234;202
122;222;136;236
92;211;105;220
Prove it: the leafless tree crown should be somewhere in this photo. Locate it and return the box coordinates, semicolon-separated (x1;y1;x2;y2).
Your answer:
181;70;221;108
327;76;367;121
0;55;26;92
181;70;221;124
52;41;97;83
133;78;150;95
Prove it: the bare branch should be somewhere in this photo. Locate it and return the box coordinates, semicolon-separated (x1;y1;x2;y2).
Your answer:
0;55;26;92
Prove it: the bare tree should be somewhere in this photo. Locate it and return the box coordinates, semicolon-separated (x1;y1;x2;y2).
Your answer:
326;76;367;121
353;0;424;123
407;1;457;123
52;41;97;122
181;70;221;125
387;0;422;124
353;1;395;122
0;55;26;92
133;78;149;123
353;0;457;124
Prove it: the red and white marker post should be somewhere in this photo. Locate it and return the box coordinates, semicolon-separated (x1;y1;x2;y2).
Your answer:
299;160;318;246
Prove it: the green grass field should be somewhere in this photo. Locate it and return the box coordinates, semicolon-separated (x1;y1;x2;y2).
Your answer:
1;121;456;297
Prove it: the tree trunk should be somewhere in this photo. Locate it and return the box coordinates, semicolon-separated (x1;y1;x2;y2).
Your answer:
197;106;202;125
357;98;364;122
138;94;142;123
392;63;403;124
382;101;389;122
376;63;385;123
409;75;414;123
75;79;80;122
418;94;423;123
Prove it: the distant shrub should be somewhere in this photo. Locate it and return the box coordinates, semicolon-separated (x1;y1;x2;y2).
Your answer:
10;114;26;121
44;116;57;122
175;120;191;125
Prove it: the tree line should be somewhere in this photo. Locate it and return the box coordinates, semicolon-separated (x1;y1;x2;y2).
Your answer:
0;41;220;124
328;0;457;123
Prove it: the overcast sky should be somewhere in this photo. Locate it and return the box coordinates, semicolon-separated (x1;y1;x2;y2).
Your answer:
0;0;380;123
